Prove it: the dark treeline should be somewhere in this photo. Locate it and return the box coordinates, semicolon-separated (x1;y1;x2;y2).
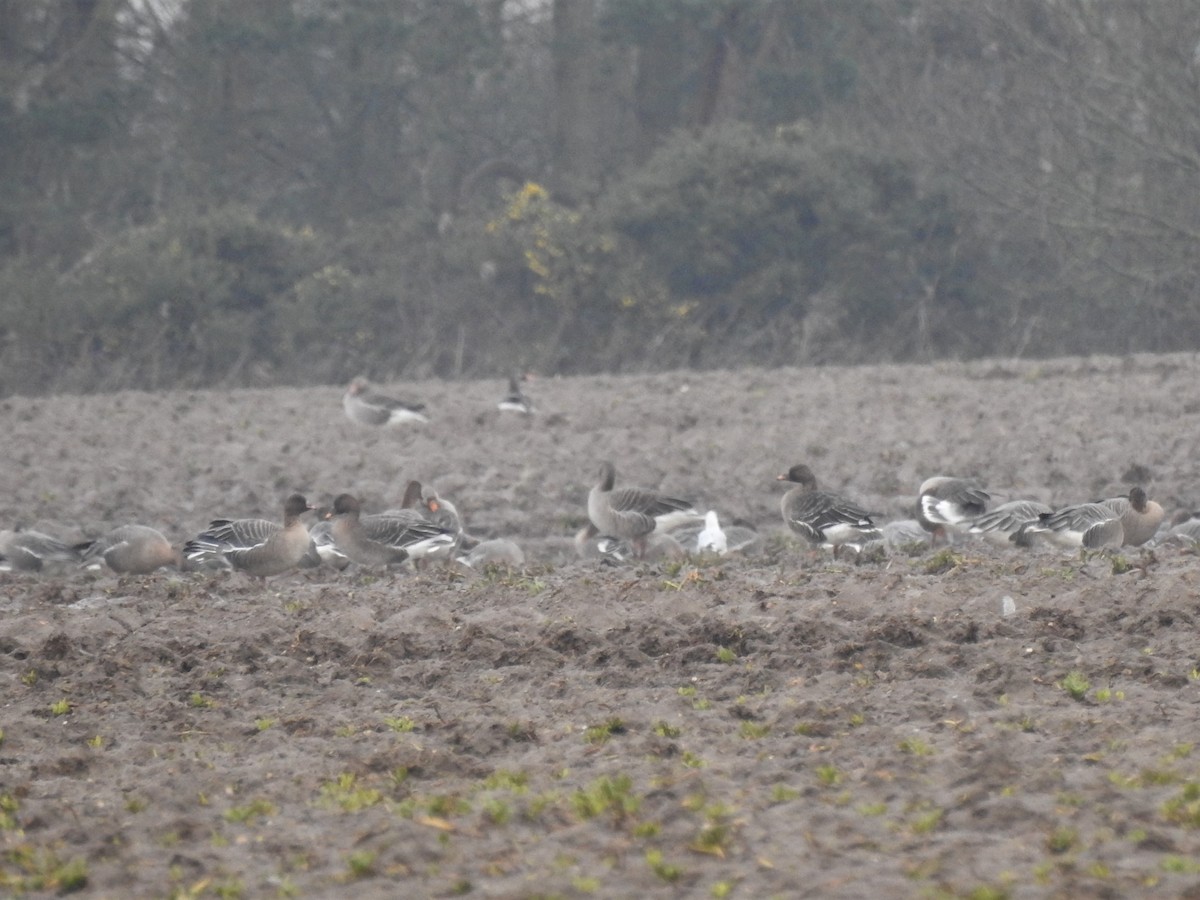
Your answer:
2;0;1199;396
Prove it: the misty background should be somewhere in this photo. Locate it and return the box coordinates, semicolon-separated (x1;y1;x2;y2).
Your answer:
2;0;1199;396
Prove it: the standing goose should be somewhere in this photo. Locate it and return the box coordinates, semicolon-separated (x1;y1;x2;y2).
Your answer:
968;499;1053;547
183;494;315;577
1023;502;1124;551
342;376;428;426
78;525;183;574
1099;486;1164;547
328;493;455;567
777;464;881;559
0;526;82;572
916;476;991;544
586;461;699;558
498;372;535;414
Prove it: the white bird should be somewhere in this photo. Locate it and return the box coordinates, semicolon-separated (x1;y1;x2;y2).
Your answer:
695;510;728;555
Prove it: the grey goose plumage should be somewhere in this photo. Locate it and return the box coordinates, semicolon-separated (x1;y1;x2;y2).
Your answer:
586;461;699;558
329;493;455;567
917;476;990;543
343;376;428;426
778;464;881;559
183;494;315;577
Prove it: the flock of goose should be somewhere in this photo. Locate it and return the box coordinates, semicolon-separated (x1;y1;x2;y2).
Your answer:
2;374;1199;578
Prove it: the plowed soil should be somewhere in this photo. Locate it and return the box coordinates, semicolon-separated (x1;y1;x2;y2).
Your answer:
2;353;1200;898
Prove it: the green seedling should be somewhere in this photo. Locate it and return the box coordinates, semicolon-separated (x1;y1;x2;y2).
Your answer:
1059;671;1090;701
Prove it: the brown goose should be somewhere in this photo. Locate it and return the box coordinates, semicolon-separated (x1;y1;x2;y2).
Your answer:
342;376;428;426
183;494;315;577
78;525;182;574
916;476;990;544
586;461;699;558
1099;486;1164;547
777;464;881;559
328;493;455;567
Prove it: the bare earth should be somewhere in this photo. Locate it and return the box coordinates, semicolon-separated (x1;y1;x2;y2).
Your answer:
2;353;1200;898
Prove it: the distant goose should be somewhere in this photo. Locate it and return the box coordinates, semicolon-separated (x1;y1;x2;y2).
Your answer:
183;494;315;577
587;461;700;558
968;499;1052;547
498;372;535;414
342;376;428;426
1023;502;1124;551
0;526;81;572
77;524;182;574
1098;486;1165;547
777;464;881;559
916;476;990;544
329;493;455;567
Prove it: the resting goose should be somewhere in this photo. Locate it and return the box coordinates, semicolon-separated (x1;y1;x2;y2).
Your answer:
916;476;991;544
0;526;82;572
968;499;1052;548
1023;502;1124;551
77;524;182;574
1099;486;1164;547
342;376;428;426
587;461;699;558
329;493;455;567
183;494;315;577
778;464;881;559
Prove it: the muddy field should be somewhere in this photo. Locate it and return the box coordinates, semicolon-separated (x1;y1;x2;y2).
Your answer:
2;353;1200;898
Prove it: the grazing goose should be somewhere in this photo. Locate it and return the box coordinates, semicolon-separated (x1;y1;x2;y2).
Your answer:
587;461;699;558
877;519;930;555
1161;511;1200;547
916;476;991;544
778;464;881;559
459;539;525;569
342;376;428;426
498;372;535;414
1023;502;1124;551
381;481;467;559
968;499;1053;547
595;531;686;564
328;493;455;567
183;494;315;577
303;509;351;570
77;524;182;574
0;526;82;572
1099;486;1165;547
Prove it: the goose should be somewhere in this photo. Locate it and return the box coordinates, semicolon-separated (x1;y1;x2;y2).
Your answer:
916;476;990;544
498;372;535;414
586;461;699;558
778;464;881;559
328;493;455;567
1099;486;1164;547
0;526;82;572
1023;502;1124;551
459;539;525;569
183;494;315;577
968;499;1052;547
77;524;182;574
342;376;428;426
